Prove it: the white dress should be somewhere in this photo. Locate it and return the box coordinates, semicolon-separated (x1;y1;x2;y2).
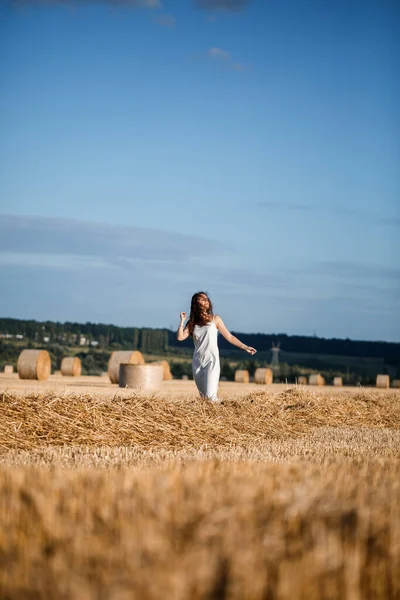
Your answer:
192;319;220;401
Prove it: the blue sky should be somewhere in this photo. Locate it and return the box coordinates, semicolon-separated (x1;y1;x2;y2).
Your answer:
0;0;399;341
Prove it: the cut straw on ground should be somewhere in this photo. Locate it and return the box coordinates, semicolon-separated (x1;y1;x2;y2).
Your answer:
0;387;399;452
0;386;399;599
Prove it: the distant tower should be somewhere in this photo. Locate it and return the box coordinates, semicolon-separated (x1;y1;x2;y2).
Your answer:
269;342;281;376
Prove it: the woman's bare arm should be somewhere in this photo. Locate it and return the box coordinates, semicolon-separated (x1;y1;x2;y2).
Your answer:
214;315;257;355
177;311;190;341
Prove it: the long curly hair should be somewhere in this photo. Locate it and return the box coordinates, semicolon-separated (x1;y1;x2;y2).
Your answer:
187;291;214;336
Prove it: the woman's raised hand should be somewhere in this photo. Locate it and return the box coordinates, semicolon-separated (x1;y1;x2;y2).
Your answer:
246;346;257;355
180;312;187;323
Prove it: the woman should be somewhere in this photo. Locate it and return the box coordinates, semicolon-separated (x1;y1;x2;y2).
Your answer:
177;291;257;402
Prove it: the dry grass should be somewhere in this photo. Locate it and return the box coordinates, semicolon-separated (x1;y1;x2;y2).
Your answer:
1;426;399;469
0;386;399;599
0;387;399;452
1;460;399;599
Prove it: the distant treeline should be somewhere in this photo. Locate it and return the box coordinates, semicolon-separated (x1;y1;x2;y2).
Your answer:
0;318;169;354
171;327;399;367
215;333;400;367
0;318;399;367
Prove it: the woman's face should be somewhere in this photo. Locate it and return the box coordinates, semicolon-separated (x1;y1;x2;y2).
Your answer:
198;294;210;310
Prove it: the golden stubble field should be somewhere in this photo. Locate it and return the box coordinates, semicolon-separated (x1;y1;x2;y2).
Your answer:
0;375;399;600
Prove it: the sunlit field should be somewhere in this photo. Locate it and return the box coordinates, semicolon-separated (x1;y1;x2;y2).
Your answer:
0;377;399;599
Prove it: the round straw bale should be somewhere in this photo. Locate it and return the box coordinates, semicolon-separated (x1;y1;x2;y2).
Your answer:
297;376;307;385
391;379;400;389
235;370;249;383
108;351;145;384
254;368;273;385
61;357;82;377
376;374;390;389
17;349;51;381
309;373;325;386
333;377;343;387
3;364;14;375
119;364;163;391
151;360;173;380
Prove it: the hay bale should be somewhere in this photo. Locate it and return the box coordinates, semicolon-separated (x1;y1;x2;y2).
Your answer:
376;374;390;389
151;360;173;381
108;351;145;384
297;376;307;385
61;357;82;377
3;365;14;375
17;349;51;381
119;364;163;391
333;377;343;387
254;368;273;385
391;379;400;389
235;370;249;384
309;374;325;386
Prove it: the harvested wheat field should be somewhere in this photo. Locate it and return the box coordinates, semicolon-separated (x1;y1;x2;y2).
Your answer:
0;384;399;599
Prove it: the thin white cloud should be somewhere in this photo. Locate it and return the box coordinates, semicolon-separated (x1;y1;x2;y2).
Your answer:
0;217;398;339
10;0;161;8
233;62;252;72
207;47;251;72
1;260;398;341
257;202;312;212
208;47;230;60
154;12;175;27
0;214;226;264
257;202;400;226
312;261;400;284
196;0;250;11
